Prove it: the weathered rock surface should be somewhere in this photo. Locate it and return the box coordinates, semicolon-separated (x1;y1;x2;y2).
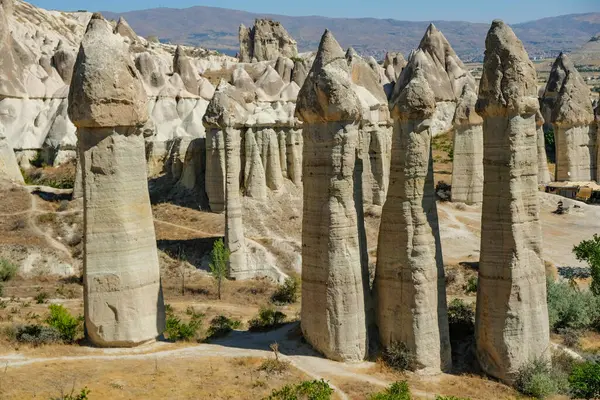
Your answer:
596;103;600;181
396;24;477;136
239;19;298;62
383;51;406;83
546;53;596;182
451;84;484;205
376;66;451;374
474;20;550;384
69;13;165;347
203;81;250;279
536;111;552;184
0;129;24;183
296;30;369;362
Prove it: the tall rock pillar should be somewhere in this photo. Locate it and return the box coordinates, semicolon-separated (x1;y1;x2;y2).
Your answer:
536;111;552;184
475;20;550;383
203;82;251;279
296;30;369;362
375;63;451;374
451;85;484;205
68;14;165;347
547;53;595;182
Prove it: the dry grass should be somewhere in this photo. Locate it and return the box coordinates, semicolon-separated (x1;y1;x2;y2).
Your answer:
0;356;310;400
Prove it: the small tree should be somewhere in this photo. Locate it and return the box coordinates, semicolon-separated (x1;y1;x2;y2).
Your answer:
573;234;600;296
209;239;230;300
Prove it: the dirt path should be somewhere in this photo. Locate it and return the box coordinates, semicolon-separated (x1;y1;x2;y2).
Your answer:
0;323;436;400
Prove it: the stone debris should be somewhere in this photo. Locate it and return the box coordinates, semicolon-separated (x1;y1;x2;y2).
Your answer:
474;20;550;384
68;13;165;347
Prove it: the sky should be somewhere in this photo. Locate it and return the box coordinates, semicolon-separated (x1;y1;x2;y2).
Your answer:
28;0;599;24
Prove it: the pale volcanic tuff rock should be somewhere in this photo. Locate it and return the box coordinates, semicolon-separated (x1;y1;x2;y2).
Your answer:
0;129;24;184
451;84;484;205
536;111;552;184
239;19;298;62
68;13;165;347
396;24;477;137
203;82;251;279
596;103;600;180
474;20;550;384
114;16;139;44
383;51;407;83
546;53;596;182
376;66;451;373
296;30;369;362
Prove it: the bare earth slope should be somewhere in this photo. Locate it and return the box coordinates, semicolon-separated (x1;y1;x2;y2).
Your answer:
100;7;600;61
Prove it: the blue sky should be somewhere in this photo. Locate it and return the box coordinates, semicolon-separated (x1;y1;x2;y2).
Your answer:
29;0;599;24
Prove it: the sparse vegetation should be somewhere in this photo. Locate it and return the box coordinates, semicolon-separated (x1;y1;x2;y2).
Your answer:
22;166;75;189
447;298;475;337
35;291;50;304
12;324;63;346
271;276;300;304
381;342;417;372
464;276;478;294
50;387;90;400
573;234;600;296
264;379;333;400
46;304;83;343
547;278;600;332
435;396;471;400
164;306;204;342
248;307;287;332
209;239;230;300
514;357;565;399
369;381;411;400
569;361;600;399
0;258;18;282
206;315;241;339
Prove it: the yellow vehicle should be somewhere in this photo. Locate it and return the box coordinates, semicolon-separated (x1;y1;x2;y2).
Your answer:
576;186;593;202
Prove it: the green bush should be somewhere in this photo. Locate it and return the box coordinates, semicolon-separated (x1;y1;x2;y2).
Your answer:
382;342;417;372
547;278;600;332
447;298;475;337
514;358;559;399
464;276;478;294
165;314;203;342
264;379;333;400
369;381;411;400
14;324;63;346
573;234;600;296
248;307;287;332
569;361;600;399
46;304;83;343
0;259;18;282
35;291;50;304
271;276;300;304
259;358;290;374
206;315;241;339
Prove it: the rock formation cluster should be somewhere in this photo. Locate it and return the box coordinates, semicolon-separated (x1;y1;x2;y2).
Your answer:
474;20;550;383
239;19;298;62
68;13;165;347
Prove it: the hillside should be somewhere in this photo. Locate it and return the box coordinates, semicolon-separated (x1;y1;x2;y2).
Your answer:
101;6;600;61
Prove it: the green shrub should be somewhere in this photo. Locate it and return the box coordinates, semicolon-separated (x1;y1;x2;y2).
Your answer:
514;358;558;399
206;315;241;339
0;259;18;282
382;342;417;372
164;311;204;342
259;358;290;374
569;361;600;399
464;276;478;294
271;276;300;304
46;304;82;343
573;234;600;296
209;239;230;300
547;278;600;332
264;379;333;400
369;381;411;400
50;387;90;400
248;307;287;332
447;298;475;337
35;291;50;304
14;324;63;346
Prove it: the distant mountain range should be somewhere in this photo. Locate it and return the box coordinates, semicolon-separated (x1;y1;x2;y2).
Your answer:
101;7;600;62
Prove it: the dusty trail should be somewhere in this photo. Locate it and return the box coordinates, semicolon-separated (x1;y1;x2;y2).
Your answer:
0;323;437;399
